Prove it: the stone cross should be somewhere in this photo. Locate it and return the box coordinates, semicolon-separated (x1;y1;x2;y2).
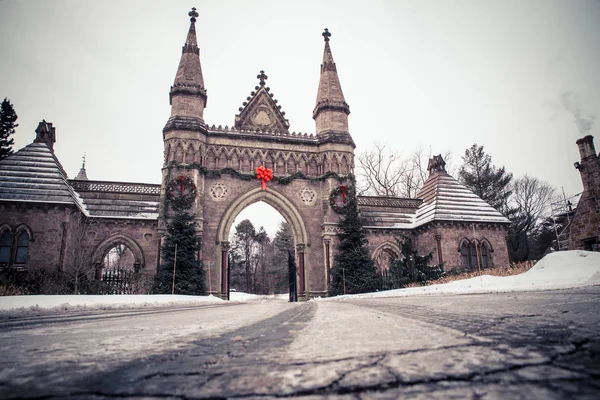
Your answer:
322;28;331;42
189;7;199;22
257;70;268;86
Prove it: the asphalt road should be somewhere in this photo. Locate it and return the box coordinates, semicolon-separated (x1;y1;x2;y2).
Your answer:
0;287;599;399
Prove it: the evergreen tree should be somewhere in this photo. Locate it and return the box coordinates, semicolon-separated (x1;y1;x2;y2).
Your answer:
459;144;512;212
0;98;18;160
271;222;294;294
388;236;444;288
329;192;378;296
152;211;206;295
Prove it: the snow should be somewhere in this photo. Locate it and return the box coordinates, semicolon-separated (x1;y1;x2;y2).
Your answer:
317;250;600;301
1;251;598;316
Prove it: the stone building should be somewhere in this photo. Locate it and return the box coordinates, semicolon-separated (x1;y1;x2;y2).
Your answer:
564;135;600;250
0;9;511;299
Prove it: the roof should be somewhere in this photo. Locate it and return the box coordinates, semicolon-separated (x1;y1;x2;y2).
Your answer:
361;170;510;230
70;180;160;220
0;143;86;209
412;170;511;227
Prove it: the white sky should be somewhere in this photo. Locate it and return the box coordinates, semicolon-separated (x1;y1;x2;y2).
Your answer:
1;0;599;237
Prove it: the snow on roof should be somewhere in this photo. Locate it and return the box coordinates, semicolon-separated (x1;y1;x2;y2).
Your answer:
0;143;87;213
361;170;510;230
70;180;160;220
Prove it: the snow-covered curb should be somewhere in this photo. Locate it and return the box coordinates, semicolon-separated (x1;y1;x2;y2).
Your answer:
316;250;600;301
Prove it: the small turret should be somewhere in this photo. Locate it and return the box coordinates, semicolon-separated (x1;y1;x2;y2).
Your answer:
75;154;88;180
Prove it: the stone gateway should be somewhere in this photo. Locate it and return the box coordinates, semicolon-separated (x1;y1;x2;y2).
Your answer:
1;9;523;299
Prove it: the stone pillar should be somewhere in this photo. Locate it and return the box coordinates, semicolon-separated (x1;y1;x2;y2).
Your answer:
434;234;443;265
220;241;230;299
324;238;331;285
297;244;306;298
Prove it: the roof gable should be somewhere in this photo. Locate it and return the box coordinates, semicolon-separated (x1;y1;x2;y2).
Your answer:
235;71;289;133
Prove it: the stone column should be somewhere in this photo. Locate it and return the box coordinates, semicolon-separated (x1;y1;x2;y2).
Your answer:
434;234;443;265
296;244;306;297
220;241;230;299
324;238;331;285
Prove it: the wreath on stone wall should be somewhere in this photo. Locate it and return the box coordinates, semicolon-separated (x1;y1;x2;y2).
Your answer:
329;185;350;214
167;175;197;210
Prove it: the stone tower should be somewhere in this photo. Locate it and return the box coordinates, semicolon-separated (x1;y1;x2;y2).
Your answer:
158;7;208;235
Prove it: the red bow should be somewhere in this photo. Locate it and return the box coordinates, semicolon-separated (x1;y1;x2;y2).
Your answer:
340;185;347;201
256;166;273;190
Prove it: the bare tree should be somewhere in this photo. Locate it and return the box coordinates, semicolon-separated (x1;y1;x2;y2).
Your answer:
507;175;558;261
357;143;453;198
62;213;95;294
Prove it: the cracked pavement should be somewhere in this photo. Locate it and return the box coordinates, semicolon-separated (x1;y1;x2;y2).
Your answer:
0;287;599;399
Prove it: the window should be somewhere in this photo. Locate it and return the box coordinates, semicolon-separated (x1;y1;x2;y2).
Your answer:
15;231;29;264
0;231;12;264
460;239;491;269
583;237;599;252
480;244;488;268
0;228;31;268
460;243;469;266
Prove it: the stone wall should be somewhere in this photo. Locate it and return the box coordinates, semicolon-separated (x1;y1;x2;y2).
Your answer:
0;203;77;269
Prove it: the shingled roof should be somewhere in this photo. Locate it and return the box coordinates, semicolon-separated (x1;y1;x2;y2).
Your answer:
0;142;86;210
69;180;160;220
361;156;511;229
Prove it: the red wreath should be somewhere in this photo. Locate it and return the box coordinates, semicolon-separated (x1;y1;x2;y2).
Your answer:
256;166;273;190
167;175;197;210
329;185;350;214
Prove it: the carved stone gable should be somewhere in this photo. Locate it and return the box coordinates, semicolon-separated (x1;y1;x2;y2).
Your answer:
235;71;290;133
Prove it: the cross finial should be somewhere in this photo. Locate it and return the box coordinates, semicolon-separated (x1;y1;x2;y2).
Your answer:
82;153;86;168
257;70;268;86
189;7;199;22
322;28;331;42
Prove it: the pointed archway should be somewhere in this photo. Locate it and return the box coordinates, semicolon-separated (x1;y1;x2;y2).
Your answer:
216;187;309;300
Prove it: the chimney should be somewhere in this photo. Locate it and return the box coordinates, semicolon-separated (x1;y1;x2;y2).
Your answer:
34;120;56;152
576;135;596;162
574;135;600;193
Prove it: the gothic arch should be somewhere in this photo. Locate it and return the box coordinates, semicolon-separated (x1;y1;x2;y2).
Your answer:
91;233;145;269
217;187;309;246
372;241;401;270
14;223;34;241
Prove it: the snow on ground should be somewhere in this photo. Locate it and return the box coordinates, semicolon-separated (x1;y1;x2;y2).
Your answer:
318;250;600;301
0;251;598;316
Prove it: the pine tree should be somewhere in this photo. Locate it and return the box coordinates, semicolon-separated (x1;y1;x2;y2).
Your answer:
329;193;378;296
0;98;18;160
152;211;206;295
388;236;444;288
271;222;294;294
459;144;512;213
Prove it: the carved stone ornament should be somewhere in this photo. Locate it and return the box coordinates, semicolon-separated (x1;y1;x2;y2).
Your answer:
300;187;316;205
209;182;229;201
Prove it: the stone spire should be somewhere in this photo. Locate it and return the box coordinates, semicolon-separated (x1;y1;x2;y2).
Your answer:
165;7;208;132
75;154;88;180
313;28;351;138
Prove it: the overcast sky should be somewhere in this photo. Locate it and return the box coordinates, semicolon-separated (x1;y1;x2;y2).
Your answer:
1;0;599;237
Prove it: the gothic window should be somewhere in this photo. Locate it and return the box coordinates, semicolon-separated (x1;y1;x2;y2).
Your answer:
0;231;12;264
0;229;30;268
460;242;469;267
480;243;488;268
460;239;491;268
14;231;29;265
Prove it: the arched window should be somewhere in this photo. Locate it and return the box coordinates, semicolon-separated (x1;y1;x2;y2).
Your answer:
480;243;488;268
14;231;29;264
460;242;469;267
0;231;12;264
